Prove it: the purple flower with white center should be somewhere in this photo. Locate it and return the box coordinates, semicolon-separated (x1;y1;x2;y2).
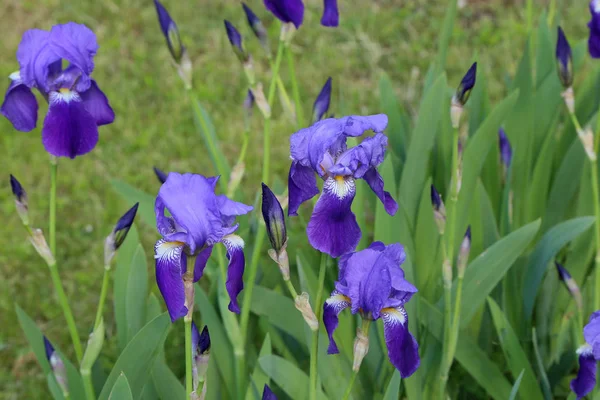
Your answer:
498;128;512;168
556;27;574;88
321;0;339;27
288;114;397;257
263;384;277;400
589;1;600;58
1;23;115;159
154;0;184;63
323;242;420;377
312;77;332;123
455;62;477;106
44;336;68;395
571;311;600;398
224;20;248;62
154;172;253;321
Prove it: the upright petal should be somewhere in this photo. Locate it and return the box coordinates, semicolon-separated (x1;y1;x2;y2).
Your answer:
223;235;245;313
80;80;115;126
382;307;420;378
321;0;339;27
16;28;58;91
323;291;351;354
307;177;360;258
1;80;38;132
42;90;99;158
263;0;304;28
571;347;597;399
584;311;600;358
288;161;319;216
154;239;187;322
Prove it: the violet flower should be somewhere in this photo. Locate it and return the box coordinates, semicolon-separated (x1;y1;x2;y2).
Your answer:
1;23;115;159
321;0;339;27
154;173;253;320
263;0;339;29
498;128;512;169
589;1;600;58
556;27;574;88
288;114;397;257
312;77;332;123
571;311;600;399
323;242;420;377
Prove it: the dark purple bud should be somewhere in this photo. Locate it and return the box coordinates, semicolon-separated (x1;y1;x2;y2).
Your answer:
153;0;184;62
321;0;339;27
464;226;471;242
262;183;287;253
44;336;55;361
430;185;442;211
555;262;583;311
556;27;574;88
244;89;255;113
457;226;471;276
191;322;210;391
43;336;68;394
262;384;277;400
556;262;572;281
588;1;600;58
10;174;26;204
455;62;477;106
498;128;512;169
263;0;304;29
153;166;168;184
224;20;247;62
242;3;270;51
312;77;332;123
431;185;446;234
113;203;139;250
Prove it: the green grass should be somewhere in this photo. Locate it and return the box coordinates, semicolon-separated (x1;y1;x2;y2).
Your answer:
0;0;589;397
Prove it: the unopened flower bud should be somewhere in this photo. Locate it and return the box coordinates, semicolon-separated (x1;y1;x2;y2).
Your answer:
556;27;574;89
30;228;55;266
104;203;139;266
431;185;446;234
312;77;332;123
251;83;271;119
262;183;287;255
498;128;512;182
457;226;471;278
352;326;369;372
44;336;68;396
295;292;319;331
442;258;453;289
10;174;29;225
154;0;184;63
192;322;210;392
153;166;168;184
243;89;255;122
450;97;463;129
455;62;477;106
262;384;277;400
224;20;248;63
242;3;271;55
556;262;583;312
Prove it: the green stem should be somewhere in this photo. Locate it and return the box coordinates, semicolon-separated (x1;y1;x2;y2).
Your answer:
184;315;193;399
82;369;95;400
309;253;328;400
93;267;111;330
50;158;57;255
342;371;358;400
284;45;304;128
342;319;371;400
283;278;299;299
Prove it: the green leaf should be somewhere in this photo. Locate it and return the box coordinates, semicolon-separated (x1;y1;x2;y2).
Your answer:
419;299;512;400
151;360;185;400
433;0;457;76
532;328;552;400
258;355;328;400
414;177;440;297
508;370;525;400
109;373;133;400
114;225;140;351
246;334;272;400
522;216;595;320
383;370;401;400
80;318;105;373
46;372;65;400
111;180;155;226
98;313;170;400
126;246;148;341
487;298;544;400
250;286;305;345
379;72;409;161
398;74;447;229
375;156;400;243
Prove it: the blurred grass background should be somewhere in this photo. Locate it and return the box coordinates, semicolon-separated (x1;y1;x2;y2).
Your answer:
0;0;588;397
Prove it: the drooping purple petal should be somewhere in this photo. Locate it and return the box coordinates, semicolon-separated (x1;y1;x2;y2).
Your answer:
288;161;319;216
193;245;214;282
382;306;420;378
1;79;38;132
154;239;187;322
42;90;99;158
571;348;597;399
262;384;278;400
223;235;245;313
321;0;339;27
323;291;351;354
307;178;360;258
363;168;398;215
589;2;600;58
329;133;388;179
263;0;304;29
80;80;115;126
584;311;600;359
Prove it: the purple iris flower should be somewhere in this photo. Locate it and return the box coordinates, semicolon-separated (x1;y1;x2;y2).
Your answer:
154;172;253;320
323;242;420;377
498;128;512;169
571;311;600;398
589;1;600;58
263;0;339;29
288;114;397;257
1;23;114;159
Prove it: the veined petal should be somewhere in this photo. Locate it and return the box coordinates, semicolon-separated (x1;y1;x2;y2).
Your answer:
80;80;115;126
571;347;597;399
323;291;351;354
16;28;58;91
288;161;319;216
307;177;360;258
1;79;38;132
584;310;600;359
363;167;398;216
223;234;245;313
193;245;214;282
321;0;339;27
154;239;187;322
42;90;99;158
382;306;420;378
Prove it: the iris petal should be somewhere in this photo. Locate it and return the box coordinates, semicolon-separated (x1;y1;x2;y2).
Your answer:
154;239;187;322
323;291;351;354
223;235;245;313
571;349;597;399
80;80;115;126
364;168;398;215
1;80;38;132
288;161;319;216
321;0;339;27
382;306;420;378
193;245;214;282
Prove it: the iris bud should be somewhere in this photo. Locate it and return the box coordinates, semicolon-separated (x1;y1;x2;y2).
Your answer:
295;292;319;331
30;228;55;266
431;185;446;234
104;203;139;266
262;384;277;400
556;262;583;312
312;77;332;123
44;336;69;397
10;174;29;225
224;20;248;63
153;0;184;62
261;183;287;254
556;27;574;89
451;62;477;128
242;3;270;55
153;166;168;184
457;226;471;278
192;322;210;396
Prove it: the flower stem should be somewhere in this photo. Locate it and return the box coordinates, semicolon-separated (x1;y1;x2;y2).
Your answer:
82;369;95;400
309;253;328;400
283;278;299;299
50;157;57;255
184;315;193;399
93;267;111;330
284;45;304;128
342;371;358;400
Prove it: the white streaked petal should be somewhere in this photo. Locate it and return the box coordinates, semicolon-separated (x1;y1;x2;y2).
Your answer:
49;89;81;105
323;176;356;200
154;238;185;262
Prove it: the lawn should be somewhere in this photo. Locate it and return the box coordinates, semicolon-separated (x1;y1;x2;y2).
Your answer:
0;0;589;397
